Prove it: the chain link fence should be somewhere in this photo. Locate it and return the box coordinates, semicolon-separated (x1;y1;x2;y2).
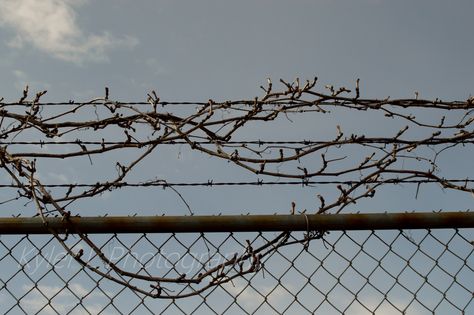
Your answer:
1;217;473;314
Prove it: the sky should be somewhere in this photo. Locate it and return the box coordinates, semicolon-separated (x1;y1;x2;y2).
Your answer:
0;0;473;102
0;0;473;215
0;1;473;314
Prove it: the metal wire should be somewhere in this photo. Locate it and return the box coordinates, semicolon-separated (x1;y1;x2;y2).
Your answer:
1;97;471;107
3;139;474;147
1;178;473;189
0;227;472;314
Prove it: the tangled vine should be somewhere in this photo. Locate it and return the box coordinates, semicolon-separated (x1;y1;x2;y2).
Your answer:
1;78;473;297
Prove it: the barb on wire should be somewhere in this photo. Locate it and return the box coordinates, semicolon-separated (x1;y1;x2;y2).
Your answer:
1;178;474;190
1;78;473;298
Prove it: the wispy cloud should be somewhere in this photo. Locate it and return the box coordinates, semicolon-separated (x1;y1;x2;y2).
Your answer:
21;283;113;315
224;280;294;310
12;69;50;90
0;0;138;63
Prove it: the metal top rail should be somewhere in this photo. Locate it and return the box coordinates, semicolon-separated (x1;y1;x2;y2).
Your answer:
1;212;473;234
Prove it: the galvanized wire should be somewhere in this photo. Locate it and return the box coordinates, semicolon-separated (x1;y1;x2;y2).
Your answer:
1;178;474;189
0;228;472;314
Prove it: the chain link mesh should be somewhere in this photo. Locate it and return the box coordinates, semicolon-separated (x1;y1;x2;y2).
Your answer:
1;227;472;314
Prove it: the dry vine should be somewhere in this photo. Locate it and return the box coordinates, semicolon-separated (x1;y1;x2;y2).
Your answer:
0;78;473;298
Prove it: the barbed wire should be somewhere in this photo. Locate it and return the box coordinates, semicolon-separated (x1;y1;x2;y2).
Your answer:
1;178;474;189
3;138;474;147
1;78;473;298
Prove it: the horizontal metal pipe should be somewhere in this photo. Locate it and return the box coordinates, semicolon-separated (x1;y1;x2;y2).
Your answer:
0;212;473;234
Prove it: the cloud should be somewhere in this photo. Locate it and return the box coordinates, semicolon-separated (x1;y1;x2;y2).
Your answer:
21;283;113;315
46;172;70;184
0;0;138;63
12;69;50;90
224;280;294;310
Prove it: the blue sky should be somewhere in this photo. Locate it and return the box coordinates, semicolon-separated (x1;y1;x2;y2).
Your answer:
0;1;473;218
0;1;473;314
0;0;473;102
